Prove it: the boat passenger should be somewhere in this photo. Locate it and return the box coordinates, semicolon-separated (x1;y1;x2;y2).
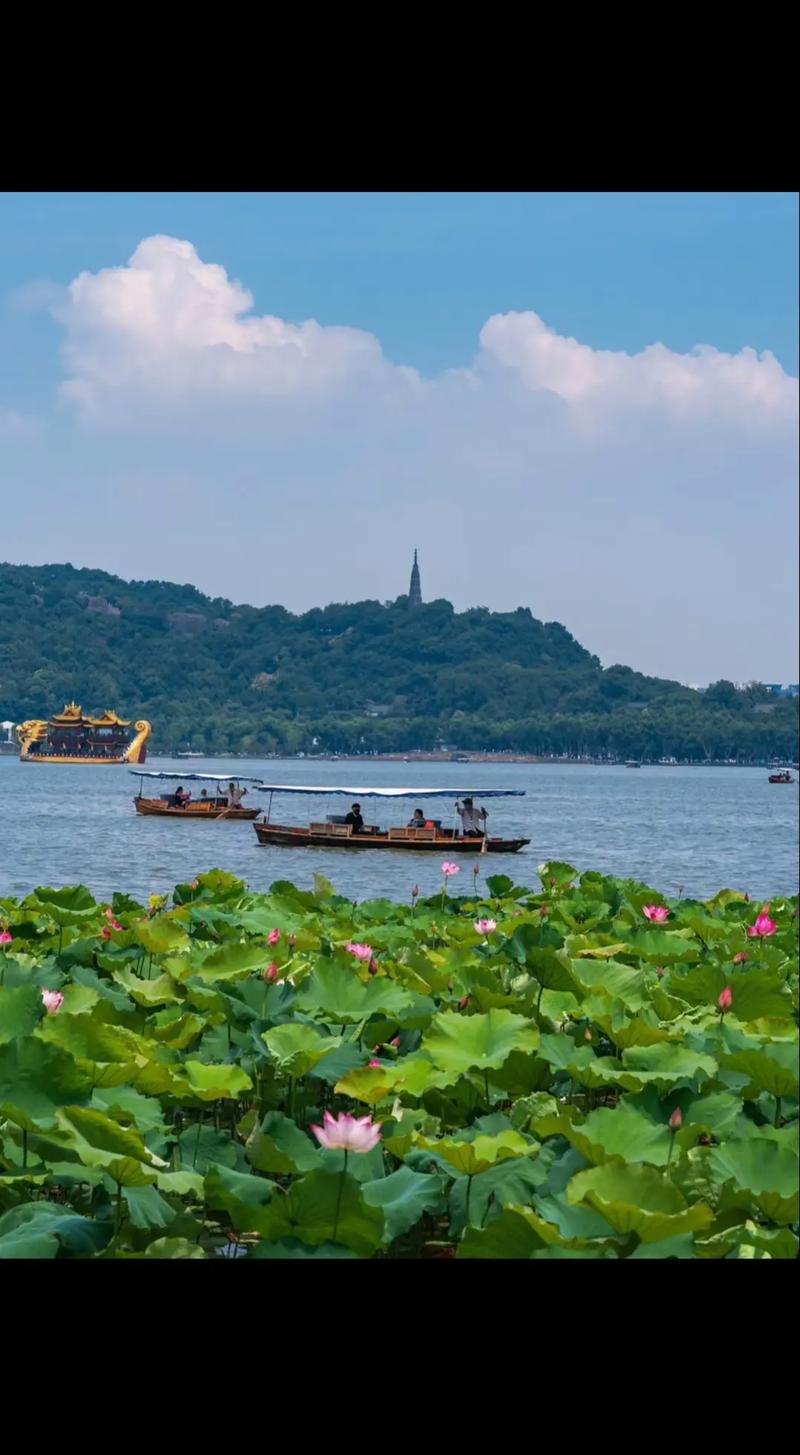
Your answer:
174;786;192;808
223;782;247;808
408;809;426;827
456;797;487;837
345;803;365;834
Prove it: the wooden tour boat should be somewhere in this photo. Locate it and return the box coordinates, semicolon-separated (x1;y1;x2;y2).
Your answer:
18;703;151;764
252;784;530;853
131;771;261;819
768;770;795;784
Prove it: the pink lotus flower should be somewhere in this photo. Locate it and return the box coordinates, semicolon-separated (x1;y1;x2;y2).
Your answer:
643;904;669;922
191;879;199;890
346;942;373;962
669;1107;682;1131
264;962;280;983
288;934;297;946
390;1036;401;1048
368;1059;382;1068
103;911;123;932
100;926;112;940
441;862;460;877
310;1110;382;1153
718;986;733;1013
459;995;470;1010
733;951;748;964
474;918;497;935
41;989;64;1015
267;928;281;945
657;966;665;978
0;930;12;945
747;913;777;938
411;884;419;898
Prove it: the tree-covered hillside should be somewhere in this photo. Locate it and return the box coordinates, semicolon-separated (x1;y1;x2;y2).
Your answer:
0;562;796;760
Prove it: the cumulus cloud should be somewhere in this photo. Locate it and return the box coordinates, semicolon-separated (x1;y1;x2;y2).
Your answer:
55;236;402;420
54;235;797;430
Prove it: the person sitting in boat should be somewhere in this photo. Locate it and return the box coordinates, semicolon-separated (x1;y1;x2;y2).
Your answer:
456;797;487;837
345;803;365;834
174;786;192;808
223;782;247;808
408;809;426;827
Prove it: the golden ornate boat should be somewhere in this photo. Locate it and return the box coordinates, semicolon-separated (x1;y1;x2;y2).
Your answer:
17;703;151;764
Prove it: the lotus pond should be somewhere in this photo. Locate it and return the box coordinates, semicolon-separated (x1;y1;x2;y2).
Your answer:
0;862;797;1260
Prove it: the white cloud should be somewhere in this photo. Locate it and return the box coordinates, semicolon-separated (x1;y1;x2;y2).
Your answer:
54;235;797;429
55;235;400;420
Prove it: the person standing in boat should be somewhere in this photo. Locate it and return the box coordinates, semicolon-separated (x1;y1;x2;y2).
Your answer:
456;797;487;837
345;803;365;834
223;782;247;809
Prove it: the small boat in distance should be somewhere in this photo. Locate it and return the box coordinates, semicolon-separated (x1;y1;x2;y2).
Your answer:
768;770;795;784
130;770;261;819
253;784;530;853
17;704;151;764
625;760;641;768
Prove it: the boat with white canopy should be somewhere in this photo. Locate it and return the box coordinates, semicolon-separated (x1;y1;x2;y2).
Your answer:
130;771;262;820
252;784;529;853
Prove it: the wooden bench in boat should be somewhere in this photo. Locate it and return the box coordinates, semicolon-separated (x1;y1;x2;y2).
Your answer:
310;821;352;837
388;826;437;841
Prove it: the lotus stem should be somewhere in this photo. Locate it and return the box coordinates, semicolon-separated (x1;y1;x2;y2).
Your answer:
192;1116;203;1168
465;1173;474;1227
22;1129;27;1168
774;1096;782;1128
332;1149;348;1243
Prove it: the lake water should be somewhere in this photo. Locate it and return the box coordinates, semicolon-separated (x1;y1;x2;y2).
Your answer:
0;756;797;905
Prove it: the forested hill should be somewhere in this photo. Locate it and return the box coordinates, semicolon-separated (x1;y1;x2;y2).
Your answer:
0;562;796;761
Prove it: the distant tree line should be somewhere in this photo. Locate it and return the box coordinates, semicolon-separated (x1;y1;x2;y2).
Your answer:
0;562;796;762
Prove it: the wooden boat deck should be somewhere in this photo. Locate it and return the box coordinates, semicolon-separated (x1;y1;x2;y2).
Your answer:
253;821;529;852
134;797;259;820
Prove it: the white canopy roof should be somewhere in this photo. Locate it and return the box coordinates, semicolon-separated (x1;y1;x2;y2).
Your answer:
130;771;264;784
255;784;525;799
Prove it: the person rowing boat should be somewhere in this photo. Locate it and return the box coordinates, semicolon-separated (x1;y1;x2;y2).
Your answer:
456;797;487;837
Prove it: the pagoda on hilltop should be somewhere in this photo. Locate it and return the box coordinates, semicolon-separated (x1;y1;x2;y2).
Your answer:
408;549;422;607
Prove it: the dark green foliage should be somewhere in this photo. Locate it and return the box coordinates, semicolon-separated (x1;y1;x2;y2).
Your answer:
1;562;796;760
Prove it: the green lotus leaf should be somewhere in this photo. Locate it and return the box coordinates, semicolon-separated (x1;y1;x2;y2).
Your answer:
628;1234;697;1258
246;1112;322;1175
110;968;181;1007
204;1164;277;1230
149;1012;206;1050
193;941;269;981
362;1167;447;1242
719;1044;799;1100
28;885;97;913
622;930;696;963
0;1039;94;1131
250;1238;358;1259
0;984;44;1043
155;1168;205;1196
708;1139;799;1224
560;1099;673;1168
133;918;190;956
103;1157;159;1187
67;965;136;1013
123;1183;177;1229
565;938;630;960
294;959;416;1023
144;1237;206;1258
0;1201;108;1258
447;1154;548;1235
263;1023;342;1079
56;1106;166;1171
697;1218;799;1261
458;1206;549;1258
174;1123;245;1175
619;1043;719;1090
38;1010;149;1066
416;1130;533;1178
538;861;578;889
667;964;792;1021
253;1169;385;1256
90;1084;166;1136
530;1193;617;1245
568;959;650;1009
567;1163;714;1243
422;1008;539;1076
591;1014;674;1050
181;1060;253;1101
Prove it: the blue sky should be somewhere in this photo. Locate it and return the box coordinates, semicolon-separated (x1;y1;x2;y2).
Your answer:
0;192;797;682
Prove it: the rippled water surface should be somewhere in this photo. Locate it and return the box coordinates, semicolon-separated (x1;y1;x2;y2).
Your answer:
0;756;797;903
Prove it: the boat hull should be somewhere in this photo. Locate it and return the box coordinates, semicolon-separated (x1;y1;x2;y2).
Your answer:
253;823;530;852
134;797;259;820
